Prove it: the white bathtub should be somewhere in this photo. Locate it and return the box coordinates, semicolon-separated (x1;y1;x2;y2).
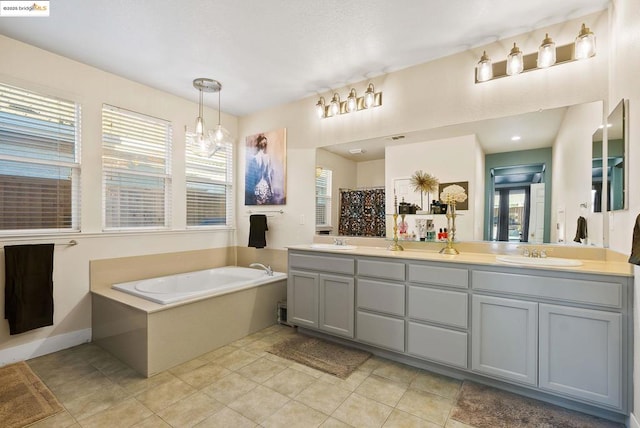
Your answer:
112;266;287;305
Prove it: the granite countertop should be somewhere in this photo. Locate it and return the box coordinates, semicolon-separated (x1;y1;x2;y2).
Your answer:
287;245;634;277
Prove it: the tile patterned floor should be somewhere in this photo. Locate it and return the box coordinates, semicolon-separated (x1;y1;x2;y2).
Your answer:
20;324;599;428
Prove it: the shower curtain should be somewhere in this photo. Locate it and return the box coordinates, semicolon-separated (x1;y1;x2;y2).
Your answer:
338;188;386;237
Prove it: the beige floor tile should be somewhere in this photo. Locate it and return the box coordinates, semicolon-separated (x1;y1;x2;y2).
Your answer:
88;353;130;376
262;400;328;428
445;419;477;428
357;356;384;374
169;357;210;377
372;360;418;385
262;352;296;367
215;349;260;371
289;361;325;378
131;414;172;427
201;372;259;404
28;411;78;428
175;362;231;389
236;356;287;383
156;391;224;427
319;368;369;392
410;371;462;399
355;375;407;406
243;339;273;355
193;406;256;428
263;367;317;398
396;389;453;426
38;363;99;389
76;397;152;428
295;380;351;414
134;377;196;413
63;381;131;420
383;409;442;428
51;370;116;404
332;393;393;428
201;344;239;361
319;417;353;428
227;384;290;423
108;369;176;396
231;334;261;348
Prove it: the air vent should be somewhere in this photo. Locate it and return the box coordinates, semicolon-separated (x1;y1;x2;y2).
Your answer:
390;135;405;140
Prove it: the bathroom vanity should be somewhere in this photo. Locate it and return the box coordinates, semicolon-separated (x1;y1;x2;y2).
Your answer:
287;245;633;422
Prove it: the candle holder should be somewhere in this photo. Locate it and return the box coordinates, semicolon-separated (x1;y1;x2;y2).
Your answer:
388;213;404;251
439;201;459;255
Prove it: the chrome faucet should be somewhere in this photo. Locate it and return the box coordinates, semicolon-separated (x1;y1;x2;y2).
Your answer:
333;238;348;246
249;263;273;276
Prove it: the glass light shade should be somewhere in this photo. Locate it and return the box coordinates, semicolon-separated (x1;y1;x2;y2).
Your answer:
506;43;523;76
187;133;213;158
315;97;325;118
195;116;204;135
537;34;556;68
330;93;340;116
363;84;375;109
346;89;357;113
476;51;493;82
211;124;232;146
575;23;596;59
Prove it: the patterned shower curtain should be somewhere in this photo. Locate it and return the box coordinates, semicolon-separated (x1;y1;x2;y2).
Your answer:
338;188;386;237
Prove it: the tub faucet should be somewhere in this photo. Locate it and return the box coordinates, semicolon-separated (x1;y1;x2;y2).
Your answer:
249;263;273;276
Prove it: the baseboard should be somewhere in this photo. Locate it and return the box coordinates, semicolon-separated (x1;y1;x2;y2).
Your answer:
0;328;91;366
630;412;639;428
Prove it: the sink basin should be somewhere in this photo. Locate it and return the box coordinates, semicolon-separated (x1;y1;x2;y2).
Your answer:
496;255;582;267
309;243;358;250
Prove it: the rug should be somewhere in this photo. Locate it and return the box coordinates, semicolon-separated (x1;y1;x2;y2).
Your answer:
450;381;623;428
267;335;371;379
0;361;64;428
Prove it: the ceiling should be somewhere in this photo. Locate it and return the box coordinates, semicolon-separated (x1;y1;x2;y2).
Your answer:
0;0;608;117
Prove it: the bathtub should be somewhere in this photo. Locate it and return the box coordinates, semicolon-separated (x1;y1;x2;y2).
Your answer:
112;266;287;305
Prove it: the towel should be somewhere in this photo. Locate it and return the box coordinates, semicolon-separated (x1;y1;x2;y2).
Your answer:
629;213;640;265
248;214;268;248
573;216;588;243
4;244;55;335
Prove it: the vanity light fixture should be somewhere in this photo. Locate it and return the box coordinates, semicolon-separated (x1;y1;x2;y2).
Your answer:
537;33;556;68
186;78;231;157
506;43;524;75
474;23;595;83
315;83;382;119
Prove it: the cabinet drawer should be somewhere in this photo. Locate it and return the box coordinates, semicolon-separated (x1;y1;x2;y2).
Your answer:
356;311;404;352
408;322;468;368
357;279;405;316
408;286;468;328
358;259;405;281
472;271;622;308
408;264;468;289
289;253;354;275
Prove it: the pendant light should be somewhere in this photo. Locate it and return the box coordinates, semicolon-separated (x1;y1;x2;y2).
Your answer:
186;78;231;158
575;23;596;60
537;33;556;68
506;43;523;76
476;51;493;82
346;89;358;113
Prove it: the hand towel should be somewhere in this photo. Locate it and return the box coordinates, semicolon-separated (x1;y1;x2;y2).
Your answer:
248;214;268;248
629;213;640;265
573;216;588;243
4;244;55;335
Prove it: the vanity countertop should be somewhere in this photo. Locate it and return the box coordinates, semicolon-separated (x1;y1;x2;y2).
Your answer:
287;245;634;277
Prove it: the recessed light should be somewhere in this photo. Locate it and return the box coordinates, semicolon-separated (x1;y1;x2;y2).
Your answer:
511;135;521;141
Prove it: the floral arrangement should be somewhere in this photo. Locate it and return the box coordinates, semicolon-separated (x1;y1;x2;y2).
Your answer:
440;184;467;204
410;170;439;208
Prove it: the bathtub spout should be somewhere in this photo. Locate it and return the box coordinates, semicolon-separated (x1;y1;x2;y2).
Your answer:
249;263;273;276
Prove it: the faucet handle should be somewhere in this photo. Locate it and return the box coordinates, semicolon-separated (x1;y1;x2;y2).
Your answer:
522;248;530;257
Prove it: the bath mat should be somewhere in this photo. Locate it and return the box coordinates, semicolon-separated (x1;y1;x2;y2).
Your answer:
0;361;64;428
267;335;370;379
450;381;623;428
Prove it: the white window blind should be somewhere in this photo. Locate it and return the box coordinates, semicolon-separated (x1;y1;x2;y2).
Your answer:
0;83;81;232
186;142;233;227
102;105;172;230
315;168;332;227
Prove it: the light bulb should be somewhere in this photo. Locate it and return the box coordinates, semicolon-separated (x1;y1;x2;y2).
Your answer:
506;43;523;76
346;89;357;113
330;93;340;116
575;23;596;60
476;51;493;82
315;97;325;118
537;34;556;68
195;116;204;136
363;84;375;109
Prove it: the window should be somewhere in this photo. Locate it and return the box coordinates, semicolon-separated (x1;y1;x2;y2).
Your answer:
102;105;172;230
315;168;332;228
186;143;233;227
0;83;81;232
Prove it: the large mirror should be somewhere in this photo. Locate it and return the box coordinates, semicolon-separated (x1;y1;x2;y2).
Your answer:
316;101;608;246
592;99;627;212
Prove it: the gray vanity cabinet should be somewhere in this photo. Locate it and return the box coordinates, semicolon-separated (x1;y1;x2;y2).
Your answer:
288;269;319;328
539;303;622;408
471;295;538;385
319;274;354;338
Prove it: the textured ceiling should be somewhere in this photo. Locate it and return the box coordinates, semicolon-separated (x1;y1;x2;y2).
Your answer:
0;0;608;116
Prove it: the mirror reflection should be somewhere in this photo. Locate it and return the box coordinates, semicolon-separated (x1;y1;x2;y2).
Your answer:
316;101;606;246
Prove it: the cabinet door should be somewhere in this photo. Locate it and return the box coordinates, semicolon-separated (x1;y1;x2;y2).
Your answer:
319;274;354;338
288;270;319;328
539;304;622;409
472;295;538;385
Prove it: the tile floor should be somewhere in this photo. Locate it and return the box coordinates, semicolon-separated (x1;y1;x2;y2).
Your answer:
20;324;587;428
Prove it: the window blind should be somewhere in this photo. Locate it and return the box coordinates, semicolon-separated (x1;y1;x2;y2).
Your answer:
315;168;332;227
102;105;172;230
0;83;81;232
186;142;233;227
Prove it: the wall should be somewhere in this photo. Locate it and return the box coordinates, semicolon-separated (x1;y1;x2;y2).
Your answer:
0;35;239;364
356;159;385;188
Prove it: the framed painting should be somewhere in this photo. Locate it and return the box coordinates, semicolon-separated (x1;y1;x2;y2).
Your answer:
244;128;286;205
438;181;469;210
